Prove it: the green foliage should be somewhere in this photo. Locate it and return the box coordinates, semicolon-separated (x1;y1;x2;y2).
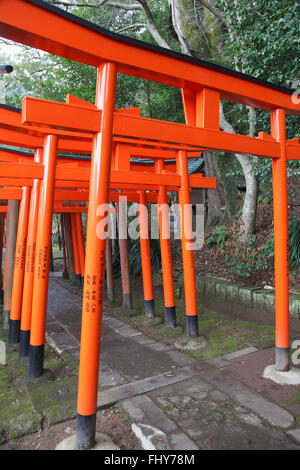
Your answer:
258;234;274;268
220;219;300;279
214;0;300;200
206;225;228;249
214;0;299;90
1;1;184;123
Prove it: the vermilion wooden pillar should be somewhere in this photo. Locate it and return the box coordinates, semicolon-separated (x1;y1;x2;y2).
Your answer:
19;148;43;357
155;159;176;327
8;185;31;344
75;212;85;284
3;199;19;329
0;212;4;305
176;150;199;337
271;108;290;371
118;199;132;310
71;212;81;285
76;62;117;450
64;213;75;281
180;87;220;337
60;213;69;279
28;134;58;378
138;190;155;318
106;237;114;302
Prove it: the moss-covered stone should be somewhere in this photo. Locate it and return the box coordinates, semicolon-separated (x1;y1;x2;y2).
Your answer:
0;318;78;444
225;283;240;302
238;287;258;307
205;276;217;298
0;359;43;443
27;375;77;425
284;391;300;407
290;293;300;320
196;276;205;295
215;280;229;301
252;290;275;312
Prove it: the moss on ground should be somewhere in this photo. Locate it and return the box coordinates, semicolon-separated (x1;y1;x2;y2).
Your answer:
0;312;78;444
284;392;300;407
0;351;43;443
109;287;276;361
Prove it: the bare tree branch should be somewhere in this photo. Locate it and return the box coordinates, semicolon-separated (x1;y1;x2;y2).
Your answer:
168;0;192;55
135;0;171;49
49;0;143;10
193;0;212;55
195;0;226;25
116;22;146;33
219;101;258;243
50;0;171;50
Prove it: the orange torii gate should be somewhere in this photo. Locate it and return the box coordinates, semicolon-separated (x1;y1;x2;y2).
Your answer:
0;102;214;343
19;94;215;368
0;141;209;349
0;0;299;450
0;182;169;342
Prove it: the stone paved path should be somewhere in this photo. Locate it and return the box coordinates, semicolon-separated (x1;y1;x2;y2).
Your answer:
45;277;300;450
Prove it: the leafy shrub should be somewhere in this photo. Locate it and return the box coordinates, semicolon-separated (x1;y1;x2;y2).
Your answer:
220;220;299;279
205;225;228;249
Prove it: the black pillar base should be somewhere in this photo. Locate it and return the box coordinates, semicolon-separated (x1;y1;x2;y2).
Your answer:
275;346;290;372
76;412;97;450
145;299;155;318
186;315;199;337
123;293;132;310
76;274;82;286
19;330;30;358
28;344;44;378
8;319;20;345
165;306;176;328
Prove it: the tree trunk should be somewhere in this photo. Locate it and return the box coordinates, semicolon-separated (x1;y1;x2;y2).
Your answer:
203;152;226;227
235;155;259;243
219;102;259;243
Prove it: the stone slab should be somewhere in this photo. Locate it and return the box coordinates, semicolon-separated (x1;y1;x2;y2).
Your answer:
0;339;6;365
166;350;197;367
97;365;200;408
221;347;258;361
200;368;295;429
120;395;199;450
286;428;300;444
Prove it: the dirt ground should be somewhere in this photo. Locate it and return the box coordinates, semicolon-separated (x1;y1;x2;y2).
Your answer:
0;405;142;451
225;346;300;419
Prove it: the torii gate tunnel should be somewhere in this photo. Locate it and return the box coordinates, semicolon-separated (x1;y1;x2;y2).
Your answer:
0;0;299;450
